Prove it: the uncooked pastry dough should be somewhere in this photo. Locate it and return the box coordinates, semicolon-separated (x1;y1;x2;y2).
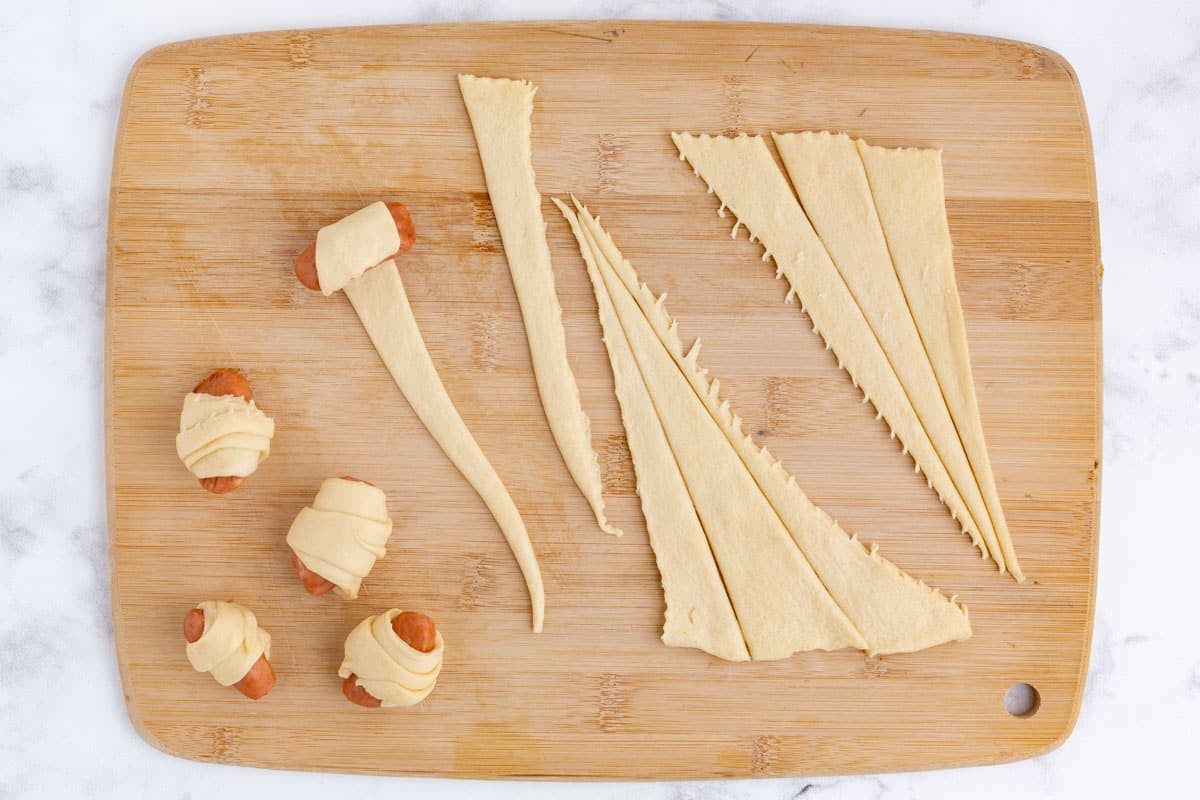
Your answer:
772;131;1003;572
186;600;271;686
341;260;544;632
556;198;749;662
175;392;274;479
338;608;444;707
568;199;971;655
671;133;989;559
315;201;401;296
286;478;394;599
571;202;865;660
458;74;619;537
856;139;1023;581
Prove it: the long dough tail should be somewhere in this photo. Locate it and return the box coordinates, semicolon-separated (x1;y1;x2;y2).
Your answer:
344;261;545;632
459;73;620;539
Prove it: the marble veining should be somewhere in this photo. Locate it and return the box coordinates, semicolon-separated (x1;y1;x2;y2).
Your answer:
1;0;1195;797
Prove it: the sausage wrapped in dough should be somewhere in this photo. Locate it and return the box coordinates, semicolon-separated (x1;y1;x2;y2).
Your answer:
286;477;394;599
175;369;274;493
183;600;275;699
339;609;443;708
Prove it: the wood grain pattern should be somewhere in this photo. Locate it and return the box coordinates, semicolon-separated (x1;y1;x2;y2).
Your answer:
106;21;1101;779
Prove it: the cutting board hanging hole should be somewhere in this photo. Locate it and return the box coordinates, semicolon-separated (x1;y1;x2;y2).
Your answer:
1004;682;1041;717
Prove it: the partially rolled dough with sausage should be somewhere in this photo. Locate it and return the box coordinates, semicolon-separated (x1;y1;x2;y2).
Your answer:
315;201;401;296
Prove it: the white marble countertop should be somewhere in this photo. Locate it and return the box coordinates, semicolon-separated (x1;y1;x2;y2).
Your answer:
2;0;1195;796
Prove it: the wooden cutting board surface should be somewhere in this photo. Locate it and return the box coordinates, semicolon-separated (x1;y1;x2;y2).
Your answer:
106;21;1101;779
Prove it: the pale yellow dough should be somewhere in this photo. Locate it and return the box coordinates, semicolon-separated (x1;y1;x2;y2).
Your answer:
458;75;619;537
186;600;271;686
772;131;1004;572
556;198;749;662
671;132;989;559
341;259;544;632
562;197;971;657
286;478;394;599
175;393;274;479
338;609;444;707
315;201;400;296
856;140;1023;581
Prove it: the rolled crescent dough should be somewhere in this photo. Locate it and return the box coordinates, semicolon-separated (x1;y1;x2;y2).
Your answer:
315;201;401;296
286;478;394;599
338;609;444;707
459;74;619;537
175;393;274;479
186;600;270;686
671;132;988;560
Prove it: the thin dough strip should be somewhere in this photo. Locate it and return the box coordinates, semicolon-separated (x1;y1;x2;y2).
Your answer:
569;202;866;660
671;132;992;564
343;260;544;632
556;198;749;662
458;74;619;537
771;131;1005;572
855;140;1023;581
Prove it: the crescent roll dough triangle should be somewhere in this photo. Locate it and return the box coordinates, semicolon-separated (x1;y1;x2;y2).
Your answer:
458;74;619;537
771;131;1007;575
855;139;1022;581
556;198;749;662
671;132;992;566
563;204;866;660
567;197;971;656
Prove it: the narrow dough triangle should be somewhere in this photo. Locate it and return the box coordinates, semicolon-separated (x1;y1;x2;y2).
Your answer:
671;132;992;565
570;200;972;655
771;131;1006;573
565;205;867;661
344;261;544;631
556;198;749;662
458;74;620;537
855;140;1023;581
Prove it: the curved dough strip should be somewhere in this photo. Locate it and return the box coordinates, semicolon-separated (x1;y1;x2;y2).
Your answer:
342;260;544;631
671;132;990;564
459;74;619;537
186;600;271;686
571;199;971;655
338;609;444;707
286;478;394;599
772;131;1005;574
855;139;1022;581
557;198;749;662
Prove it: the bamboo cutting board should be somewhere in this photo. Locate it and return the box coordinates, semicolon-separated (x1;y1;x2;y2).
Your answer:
106;21;1101;779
